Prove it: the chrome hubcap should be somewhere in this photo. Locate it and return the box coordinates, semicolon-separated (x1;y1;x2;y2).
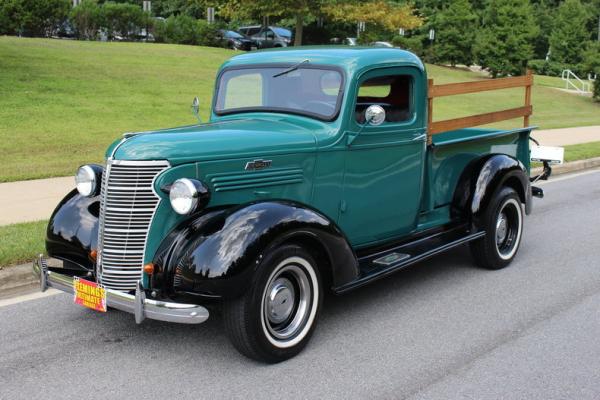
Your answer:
496;212;508;245
267;277;295;324
262;262;313;342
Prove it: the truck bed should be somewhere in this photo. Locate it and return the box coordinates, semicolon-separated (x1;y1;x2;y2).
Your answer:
426;126;531;211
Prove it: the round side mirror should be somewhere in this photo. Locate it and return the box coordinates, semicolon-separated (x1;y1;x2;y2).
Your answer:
365;105;386;126
191;97;200;116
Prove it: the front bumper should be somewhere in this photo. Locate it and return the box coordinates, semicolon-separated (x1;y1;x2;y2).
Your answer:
33;256;209;324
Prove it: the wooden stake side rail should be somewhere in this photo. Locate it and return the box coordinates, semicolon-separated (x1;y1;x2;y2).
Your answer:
427;70;533;144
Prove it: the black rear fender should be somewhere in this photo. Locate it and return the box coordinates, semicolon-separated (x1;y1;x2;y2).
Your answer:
453;154;532;226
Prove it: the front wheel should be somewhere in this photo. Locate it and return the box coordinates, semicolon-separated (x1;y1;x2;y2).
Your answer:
223;244;322;363
470;186;524;270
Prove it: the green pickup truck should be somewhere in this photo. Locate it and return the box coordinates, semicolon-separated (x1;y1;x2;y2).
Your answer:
34;47;551;363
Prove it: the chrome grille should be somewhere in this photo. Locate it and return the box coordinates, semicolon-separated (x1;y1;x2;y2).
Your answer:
97;159;170;291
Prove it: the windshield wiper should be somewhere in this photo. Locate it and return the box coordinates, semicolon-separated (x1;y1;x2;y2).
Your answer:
273;59;309;78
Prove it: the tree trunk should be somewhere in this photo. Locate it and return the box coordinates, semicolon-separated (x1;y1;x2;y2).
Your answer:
294;12;303;46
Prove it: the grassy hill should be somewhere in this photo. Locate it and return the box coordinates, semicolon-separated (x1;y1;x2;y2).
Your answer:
1;36;599;182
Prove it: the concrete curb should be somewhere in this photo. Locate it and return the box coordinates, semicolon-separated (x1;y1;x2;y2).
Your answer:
0;263;38;294
531;156;600;177
0;258;60;297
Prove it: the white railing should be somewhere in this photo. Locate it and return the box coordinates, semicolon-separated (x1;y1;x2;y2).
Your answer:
561;69;592;93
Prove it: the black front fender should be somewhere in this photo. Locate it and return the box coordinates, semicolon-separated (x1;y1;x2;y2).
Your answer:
46;189;100;271
152;201;359;300
453;154;532;224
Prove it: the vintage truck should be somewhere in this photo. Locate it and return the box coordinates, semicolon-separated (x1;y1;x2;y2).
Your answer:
33;47;557;363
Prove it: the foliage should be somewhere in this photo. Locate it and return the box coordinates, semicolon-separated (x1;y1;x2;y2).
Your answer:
391;35;424;55
70;0;104;40
474;0;539;77
154;14;219;45
527;59;585;77
548;0;591;65
0;0;70;37
325;1;422;33
102;2;148;40
583;42;600;101
429;0;477;66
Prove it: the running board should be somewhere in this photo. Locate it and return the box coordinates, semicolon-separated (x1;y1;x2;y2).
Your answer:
334;228;485;293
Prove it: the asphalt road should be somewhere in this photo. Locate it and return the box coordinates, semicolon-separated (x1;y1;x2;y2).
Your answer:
1;169;600;400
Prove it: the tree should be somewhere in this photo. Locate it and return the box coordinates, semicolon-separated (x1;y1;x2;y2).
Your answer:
583;42;600;100
0;0;70;36
548;0;591;65
430;0;477;66
221;0;422;46
70;0;103;39
474;0;539;77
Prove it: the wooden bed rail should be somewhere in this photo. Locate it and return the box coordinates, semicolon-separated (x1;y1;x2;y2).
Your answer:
427;70;533;144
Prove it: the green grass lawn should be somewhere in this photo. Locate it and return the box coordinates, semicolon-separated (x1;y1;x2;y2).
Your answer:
1;37;599;183
0;220;47;267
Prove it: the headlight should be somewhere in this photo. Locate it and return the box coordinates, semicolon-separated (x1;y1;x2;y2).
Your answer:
169;178;210;215
75;165;100;197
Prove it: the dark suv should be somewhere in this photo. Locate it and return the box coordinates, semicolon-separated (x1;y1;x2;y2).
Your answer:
238;25;292;48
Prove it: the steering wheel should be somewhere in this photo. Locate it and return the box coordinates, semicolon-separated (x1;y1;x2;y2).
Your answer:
304;100;336;114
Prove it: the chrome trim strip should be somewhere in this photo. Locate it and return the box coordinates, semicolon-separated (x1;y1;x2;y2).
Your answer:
33;256;209;325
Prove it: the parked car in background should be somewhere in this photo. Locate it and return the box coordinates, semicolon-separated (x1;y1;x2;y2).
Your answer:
237;25;262;37
240;26;292;48
217;30;256;51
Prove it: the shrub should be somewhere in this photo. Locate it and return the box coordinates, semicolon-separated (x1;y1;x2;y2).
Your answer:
101;2;146;40
593;79;600;102
0;0;70;37
69;0;102;40
153;15;219;46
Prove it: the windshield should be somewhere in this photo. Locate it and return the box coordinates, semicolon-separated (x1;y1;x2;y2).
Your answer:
214;66;344;120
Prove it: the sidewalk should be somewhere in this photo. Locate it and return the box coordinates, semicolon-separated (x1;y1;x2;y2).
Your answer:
0;177;73;226
0;126;599;227
532;125;600;146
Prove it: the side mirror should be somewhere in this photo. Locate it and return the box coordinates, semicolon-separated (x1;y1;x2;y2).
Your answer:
364;105;386;126
347;104;387;146
191;97;201;122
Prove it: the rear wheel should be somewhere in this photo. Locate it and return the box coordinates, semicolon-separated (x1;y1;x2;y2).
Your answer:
470;187;524;270
224;244;322;363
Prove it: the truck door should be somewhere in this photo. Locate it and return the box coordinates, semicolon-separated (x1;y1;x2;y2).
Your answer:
339;67;427;246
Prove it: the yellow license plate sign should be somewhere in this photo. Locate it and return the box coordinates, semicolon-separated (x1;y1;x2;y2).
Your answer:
73;277;107;312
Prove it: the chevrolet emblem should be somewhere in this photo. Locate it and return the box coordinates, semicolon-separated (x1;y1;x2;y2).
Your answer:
245;159;272;171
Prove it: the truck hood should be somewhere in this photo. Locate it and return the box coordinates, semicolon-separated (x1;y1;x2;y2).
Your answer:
111;117;320;164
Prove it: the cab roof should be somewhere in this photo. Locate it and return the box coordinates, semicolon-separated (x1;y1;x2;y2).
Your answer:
220;46;425;76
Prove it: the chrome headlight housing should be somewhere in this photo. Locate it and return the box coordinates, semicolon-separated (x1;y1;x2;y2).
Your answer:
169;178;210;215
75;165;102;197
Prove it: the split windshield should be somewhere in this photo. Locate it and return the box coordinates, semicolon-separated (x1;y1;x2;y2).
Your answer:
214;66;344;120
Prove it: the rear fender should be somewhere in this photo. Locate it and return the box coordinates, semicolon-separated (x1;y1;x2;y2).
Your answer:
152;201;359;300
453;154;532;225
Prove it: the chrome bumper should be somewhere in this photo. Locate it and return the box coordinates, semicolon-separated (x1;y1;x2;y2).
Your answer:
32;256;209;324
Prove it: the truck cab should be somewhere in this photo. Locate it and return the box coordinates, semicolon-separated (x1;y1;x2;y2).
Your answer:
36;47;546;363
